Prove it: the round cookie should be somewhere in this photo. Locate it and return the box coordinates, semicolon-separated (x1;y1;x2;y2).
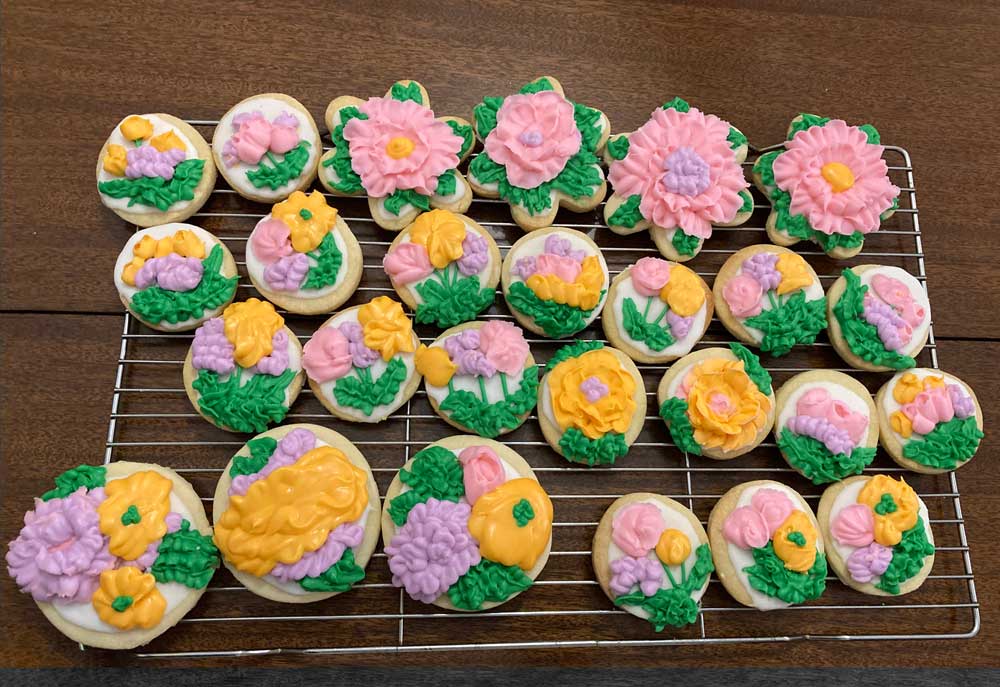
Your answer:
708;480;827;610
96;113;216;227
302;296;421;423
876;369;983;474
593;493;713;631
383;210;501;327
114;224;238;332
774;370;879;484
183;298;305;433
826;265;931;372
6;461;220;649
212;424;380;603
381;435;553;611
212;93;321;203
657;345;775;460
713;244;827;357
469;76;610;232
602;257;713;364
319;80;474;231
246;190;362;315
751;114;900;259
602;96;752;263
818;474;935;596
501;227;610;338
538;342;646;466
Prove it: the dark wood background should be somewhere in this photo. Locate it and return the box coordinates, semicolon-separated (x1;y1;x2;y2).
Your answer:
2;0;999;669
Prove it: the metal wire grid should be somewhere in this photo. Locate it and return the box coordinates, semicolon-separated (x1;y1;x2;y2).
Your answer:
94;129;977;657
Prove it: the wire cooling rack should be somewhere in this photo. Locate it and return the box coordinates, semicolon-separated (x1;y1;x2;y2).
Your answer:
97;125;978;657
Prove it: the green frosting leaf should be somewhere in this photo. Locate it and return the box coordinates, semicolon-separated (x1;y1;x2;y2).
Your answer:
608;194;644;228
606;135;630;160
323;106;368;194
445;120;474;159
333;357;408;417
859;124;881;145
573;102;603;153
130;245;238;326
435;169;457;197
471;148;602;216
98;158;205;211
832;269;916;369
439;367;538;438
739;189;754;214
448;559;533;610
473;96;504;138
549;150;603;201
384;188;431;216
662;97;690;112
754;150;780;187
41;465;106;501
229;437;277;478
558;428;629;466
388;446;465;526
192;367;295;433
744;542;827;604
727;127;748;150
469;147;506;183
518;77;555;94
671;229;701;257
658;397;701;455
613;544;714;631
150;519;220;589
743;290;827;357
902;416;983;470
546;340;604;371
415;269;495;328
298;548;366;592
728;342;772;394
621;296;674;351
788;113;831;139
876;517;936;595
245;141;311;190
390;81;423;104
777;427;876;485
301;232;343;290
507;281;602;339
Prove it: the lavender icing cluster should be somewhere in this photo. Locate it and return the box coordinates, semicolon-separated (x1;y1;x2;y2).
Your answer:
126;146;186;180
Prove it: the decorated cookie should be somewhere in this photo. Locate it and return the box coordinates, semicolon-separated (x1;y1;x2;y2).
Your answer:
381;436;553;610
658;344;775;460
774;371;878;484
383;210;500;327
114;224;238;331
302;296;420;423
501;227;609;338
469;76;610;231
708;480;827;610
593;494;713;631
714;245;827;357
602;257;713;364
212;93;321;203
183;299;305;433
96;113;216;227
6;462;220;649
752;115;900;258
538;342;646;466
876;369;983;473
246;190;362;315
603;97;752;262
212;424;380;603
319;80;475;231
827;265;930;371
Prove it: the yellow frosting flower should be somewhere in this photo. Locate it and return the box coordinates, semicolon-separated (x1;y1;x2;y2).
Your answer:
684;358;771;452
214;446;369;576
923;375;946;390
892;372;923;404
358;296;415;361
890;410;913;439
467;478;553;570
121;230;206;286
526;255;604;310
92;567;166;631
149;130;187;153
547;348;636;440
97;471;172;561
222;299;284;368
103;144;128;176
169;229;206;258
772;511;818;573
858;475;919;547
414;344;455;387
120;115;154;141
409;209;466;269
659;264;705;317
272;190;338;253
655;528;692;566
775;252;813;295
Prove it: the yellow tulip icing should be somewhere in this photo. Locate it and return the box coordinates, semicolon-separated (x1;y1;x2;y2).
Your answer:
656;528;692;566
222;298;284;368
858;475;919;548
103;144;128;176
273;190;338;253
358;296;415;361
772;510;818;573
775;252;813;295
92;566;167;630
526;255;604;310
682;357;771;452
547;348;636;440
121;230;206;286
658;264;704;317
890;410;913;438
97;471;172;561
120;115;154;141
414;344;455;387
150;130;187;153
467;478;553;570
409;209;466;269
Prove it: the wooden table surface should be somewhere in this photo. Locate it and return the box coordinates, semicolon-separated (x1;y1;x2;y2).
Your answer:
2;0;999;669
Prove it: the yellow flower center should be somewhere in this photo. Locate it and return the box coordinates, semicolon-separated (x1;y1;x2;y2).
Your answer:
821;162;855;193
386;136;415;159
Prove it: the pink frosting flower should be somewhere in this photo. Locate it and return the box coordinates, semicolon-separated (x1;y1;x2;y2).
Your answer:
484;91;582;188
251;218;295;265
229;112;273;166
902;385;954;435
269;111;300;154
343;97;463;197
478;321;529;376
611;503;666;557
797;387;832;418
831;504;875;547
383;242;434;285
871;273;925;327
723;273;763;318
608;107;748;239
722;506;769;550
772;119;900;236
795;388;869;445
458;445;506;505
630;257;671;297
609;555;664;597
534;253;581;283
750;489;795;534
302;326;353;383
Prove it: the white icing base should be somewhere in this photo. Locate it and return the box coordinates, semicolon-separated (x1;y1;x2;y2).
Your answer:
732;268;824;344
855;266;931;357
880;369;972;447
613;278;707;358
246;216;348;299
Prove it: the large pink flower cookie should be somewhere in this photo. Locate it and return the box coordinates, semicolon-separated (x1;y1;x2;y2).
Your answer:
320;80;475;231
604;97;752;262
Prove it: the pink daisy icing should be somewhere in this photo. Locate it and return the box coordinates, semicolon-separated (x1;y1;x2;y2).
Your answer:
771;119;899;236
608;107;748;239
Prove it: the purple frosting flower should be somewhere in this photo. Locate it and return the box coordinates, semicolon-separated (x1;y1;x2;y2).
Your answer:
134;253;204;292
230;428;317;496
338;321;379;369
846;542;893;584
609;555;664;597
947;384;975;419
269;522;364;582
512;256;537;280
543;234;586;263
6;487;116;604
786;415;856;455
741;252;781;292
862;294;911;351
660;146;711;197
264;252;309;292
385;498;480;603
666;310;693;339
443;330;495;378
126;146;185;180
272;111;300;129
580;375;609;402
253;330;290;376
456;232;489;276
192;317;235;375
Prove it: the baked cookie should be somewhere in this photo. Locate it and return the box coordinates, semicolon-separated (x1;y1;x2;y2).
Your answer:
714;244;827;357
302;296;420;423
212;93;321;203
381;436;553;611
212;424;380;603
603;97;752;262
538;342;646;466
593;494;713;631
114;224;238;331
876;369;983;473
774;371;878;484
6;462;219;649
708;480;827;610
383;210;500;327
246;190;362;315
602;257;713;364
469;76;610;231
319;80;475;231
96;113;216;227
414;321;537;437
752;115;900;258
501;227;609;338
183;299;305;433
827;265;930;371
818;475;935;596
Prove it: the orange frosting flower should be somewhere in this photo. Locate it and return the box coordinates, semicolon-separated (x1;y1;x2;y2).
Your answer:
358;296;415;361
467;478;553;570
527;255;604;310
414;344;455;387
92;566;166;630
890;410;913;438
120;115;153;141
858;475;919;547
222;299;285;368
683;358;771;452
658;264;705;316
103;144;128;176
655;528;692;566
149;130;187;153
409;209;466;269
97;471;172;561
272;190;338;253
772;510;818;573
775;252;813;295
547;348;636;440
